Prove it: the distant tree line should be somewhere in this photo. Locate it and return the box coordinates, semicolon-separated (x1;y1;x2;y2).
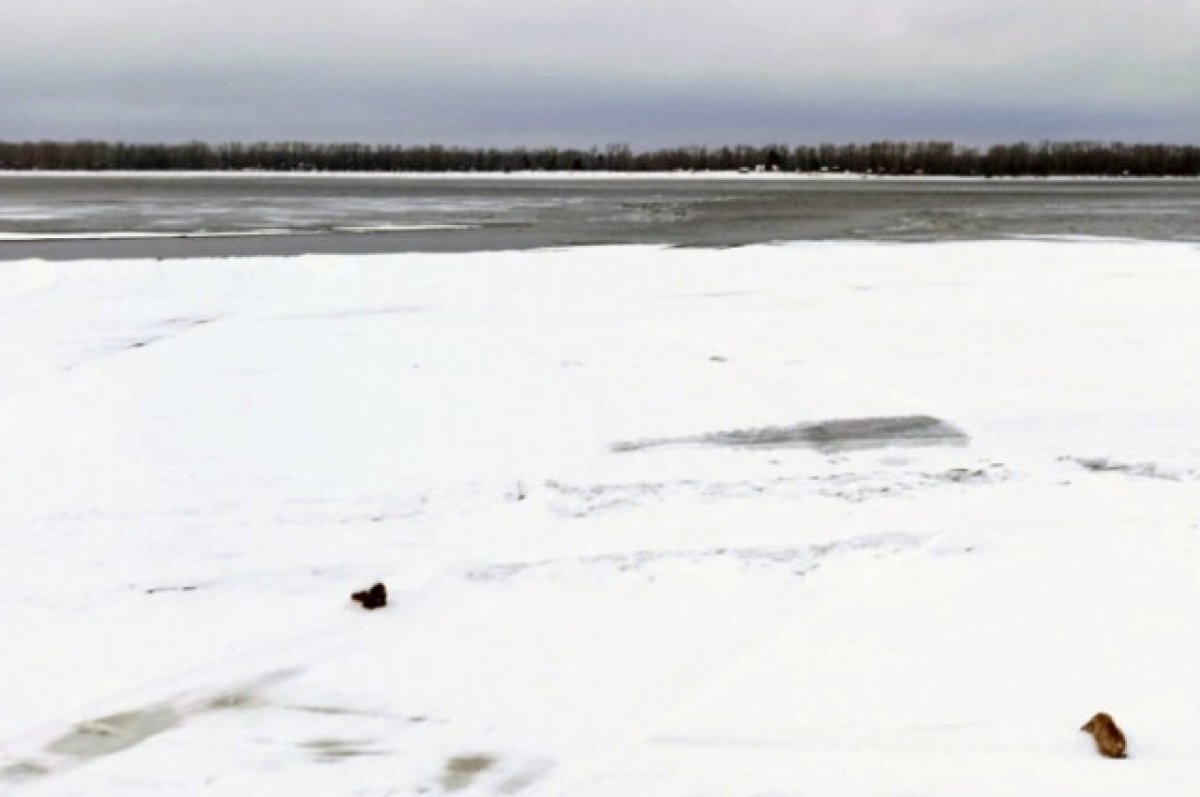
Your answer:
1;140;1198;177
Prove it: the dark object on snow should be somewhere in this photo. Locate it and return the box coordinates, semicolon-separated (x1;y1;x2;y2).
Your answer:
145;585;199;595
1081;712;1127;758
351;583;388;610
612;415;968;454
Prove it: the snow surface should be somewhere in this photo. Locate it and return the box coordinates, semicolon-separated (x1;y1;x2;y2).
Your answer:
2;240;1200;795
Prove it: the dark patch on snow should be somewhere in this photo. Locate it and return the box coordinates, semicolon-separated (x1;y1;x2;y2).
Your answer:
352;582;388;610
46;705;181;759
145;584;201;595
302;738;387;763
164;317;215;328
206;689;267;711
286;704;362;716
3;669;300;781
1061;455;1189;481
941;468;989;483
0;761;51;783
441;754;497;792
612;415;968;454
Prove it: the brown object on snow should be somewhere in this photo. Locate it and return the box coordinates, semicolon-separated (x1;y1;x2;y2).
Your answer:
1080;712;1127;758
352;582;388;610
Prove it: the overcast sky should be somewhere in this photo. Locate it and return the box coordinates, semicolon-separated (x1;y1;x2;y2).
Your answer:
4;0;1199;146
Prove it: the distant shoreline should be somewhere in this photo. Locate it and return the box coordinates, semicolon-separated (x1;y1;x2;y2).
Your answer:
7;140;1196;177
3;170;1200;181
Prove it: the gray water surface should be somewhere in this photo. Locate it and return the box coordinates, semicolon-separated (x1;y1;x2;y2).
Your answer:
2;175;1199;260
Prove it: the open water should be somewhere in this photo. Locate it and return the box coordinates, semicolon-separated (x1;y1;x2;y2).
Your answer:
1;174;1198;260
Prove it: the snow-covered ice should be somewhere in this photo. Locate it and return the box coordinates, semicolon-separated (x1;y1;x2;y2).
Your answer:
2;240;1200;795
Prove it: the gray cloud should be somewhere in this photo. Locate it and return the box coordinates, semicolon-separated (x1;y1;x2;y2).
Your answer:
3;0;1199;144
